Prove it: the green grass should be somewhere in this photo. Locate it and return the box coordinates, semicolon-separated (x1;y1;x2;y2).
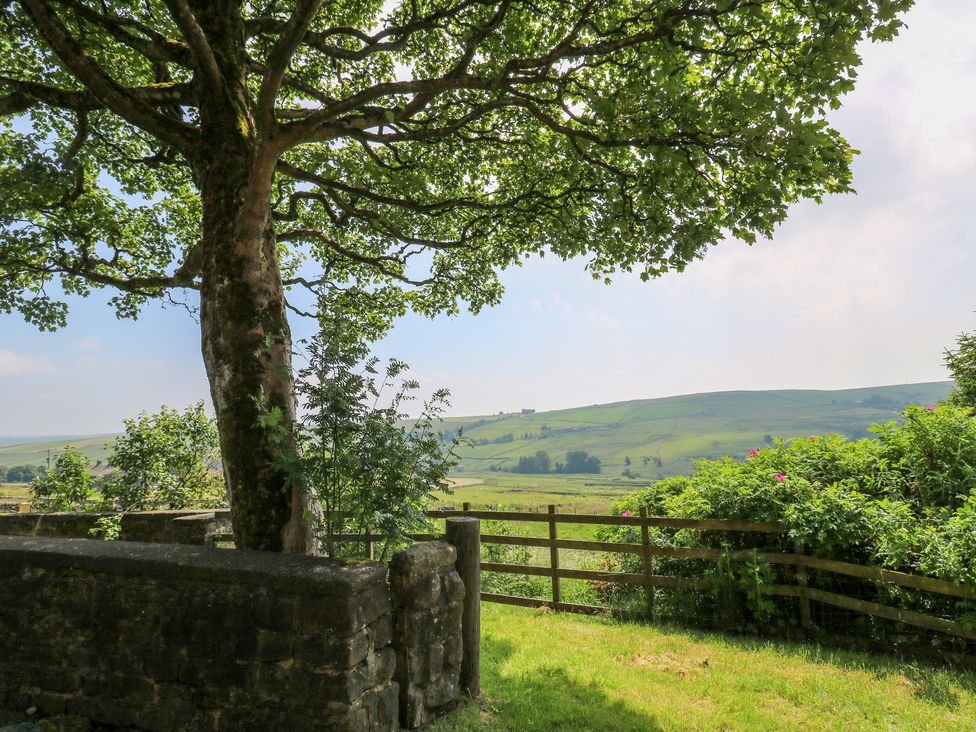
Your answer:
438;473;640;514
446;382;953;480
430;604;976;731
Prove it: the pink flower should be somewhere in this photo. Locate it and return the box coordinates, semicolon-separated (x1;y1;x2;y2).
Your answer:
774;473;786;483
926;405;937;411
748;449;759;458
622;510;632;517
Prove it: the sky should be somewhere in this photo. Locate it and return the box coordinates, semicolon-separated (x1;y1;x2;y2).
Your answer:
1;1;975;436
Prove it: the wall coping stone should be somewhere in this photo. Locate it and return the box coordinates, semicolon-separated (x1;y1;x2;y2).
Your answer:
0;536;386;596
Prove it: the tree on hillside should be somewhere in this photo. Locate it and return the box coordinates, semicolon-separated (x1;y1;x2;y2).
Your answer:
0;1;912;551
945;330;976;411
515;450;551;474
558;450;601;474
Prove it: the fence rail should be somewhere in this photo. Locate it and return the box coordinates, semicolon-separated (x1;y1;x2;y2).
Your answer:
336;503;976;643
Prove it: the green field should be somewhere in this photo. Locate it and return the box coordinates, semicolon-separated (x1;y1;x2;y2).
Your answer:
437;473;640;514
430;604;976;731
0;434;114;469
446;382;953;490
0;483;28;500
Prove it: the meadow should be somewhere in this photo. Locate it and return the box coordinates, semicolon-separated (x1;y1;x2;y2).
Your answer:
430;604;976;731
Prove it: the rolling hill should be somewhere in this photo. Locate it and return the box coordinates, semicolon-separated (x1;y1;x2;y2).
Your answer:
0;434;114;469
441;381;954;480
0;382;954;484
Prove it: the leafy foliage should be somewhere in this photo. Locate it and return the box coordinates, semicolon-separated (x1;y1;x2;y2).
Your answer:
295;295;463;559
101;402;226;511
28;446;94;511
945;330;976;412
3;464;41;483
599;404;976;645
0;1;913;327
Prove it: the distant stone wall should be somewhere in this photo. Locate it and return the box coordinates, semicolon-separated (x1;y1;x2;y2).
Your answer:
0;536;398;731
389;541;465;728
0;509;229;545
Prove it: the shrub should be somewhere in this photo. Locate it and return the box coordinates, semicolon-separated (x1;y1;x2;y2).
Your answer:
598;404;976;647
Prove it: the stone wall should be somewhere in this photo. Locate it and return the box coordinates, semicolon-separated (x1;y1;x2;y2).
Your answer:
389;541;465;728
0;510;229;545
0;536;398;731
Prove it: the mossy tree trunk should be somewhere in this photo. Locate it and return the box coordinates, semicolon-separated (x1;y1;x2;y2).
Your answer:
192;2;308;553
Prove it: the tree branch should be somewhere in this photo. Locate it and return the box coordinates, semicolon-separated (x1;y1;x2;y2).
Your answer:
256;0;324;134
159;0;223;93
0;76;193;115
278;228;432;286
55;0;193;66
18;0;197;152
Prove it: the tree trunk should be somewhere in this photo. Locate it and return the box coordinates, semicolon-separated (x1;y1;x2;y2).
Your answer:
197;147;310;553
188;2;321;553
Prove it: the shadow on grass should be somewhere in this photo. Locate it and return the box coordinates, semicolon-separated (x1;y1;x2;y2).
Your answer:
464;634;663;731
644;619;976;709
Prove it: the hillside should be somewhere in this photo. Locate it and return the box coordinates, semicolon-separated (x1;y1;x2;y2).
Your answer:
0;434;114;468
443;382;953;480
0;382;953;482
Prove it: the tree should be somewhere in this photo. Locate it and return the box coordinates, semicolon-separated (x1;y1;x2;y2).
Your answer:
945;330;976;411
292;299;462;559
28;446;95;511
560;450;601;474
101;402;225;511
6;464;40;483
515;450;551;474
0;1;912;551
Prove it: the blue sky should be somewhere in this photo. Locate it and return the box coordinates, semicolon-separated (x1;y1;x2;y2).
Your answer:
2;1;975;436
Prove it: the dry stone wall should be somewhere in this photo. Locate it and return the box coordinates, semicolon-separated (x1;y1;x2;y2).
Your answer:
0;510;229;546
389;541;465;728
0;536;398;731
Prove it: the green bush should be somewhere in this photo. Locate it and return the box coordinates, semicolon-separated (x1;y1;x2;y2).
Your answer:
599;404;976;646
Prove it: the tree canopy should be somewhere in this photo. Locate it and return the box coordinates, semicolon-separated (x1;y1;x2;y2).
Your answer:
0;0;914;551
1;0;911;328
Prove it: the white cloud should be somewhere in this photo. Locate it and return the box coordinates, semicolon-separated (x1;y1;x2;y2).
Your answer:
550;293;572;314
0;349;58;376
78;335;100;351
588;309;623;331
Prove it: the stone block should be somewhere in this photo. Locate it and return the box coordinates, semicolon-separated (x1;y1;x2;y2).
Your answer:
0;536;396;731
391;571;441;610
390;542;456;577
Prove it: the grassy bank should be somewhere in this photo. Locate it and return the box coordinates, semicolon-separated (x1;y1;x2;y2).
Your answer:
431;604;976;731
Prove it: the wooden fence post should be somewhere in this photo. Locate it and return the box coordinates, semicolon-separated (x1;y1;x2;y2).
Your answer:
446;516;481;698
548;504;561;607
640;507;655;621
795;541;812;630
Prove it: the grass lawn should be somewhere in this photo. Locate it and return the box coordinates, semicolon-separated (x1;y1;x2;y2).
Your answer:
430;604;976;731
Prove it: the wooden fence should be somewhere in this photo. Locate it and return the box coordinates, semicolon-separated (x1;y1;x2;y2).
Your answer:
340;503;976;643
